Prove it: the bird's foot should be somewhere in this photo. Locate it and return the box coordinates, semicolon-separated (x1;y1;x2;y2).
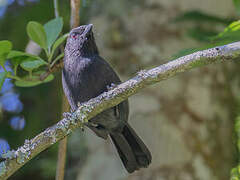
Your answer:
77;102;83;108
107;83;117;91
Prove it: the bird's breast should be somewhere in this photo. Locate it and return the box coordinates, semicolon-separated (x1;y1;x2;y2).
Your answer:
63;57;105;104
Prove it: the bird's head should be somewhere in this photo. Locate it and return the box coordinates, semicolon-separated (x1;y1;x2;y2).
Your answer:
65;24;98;56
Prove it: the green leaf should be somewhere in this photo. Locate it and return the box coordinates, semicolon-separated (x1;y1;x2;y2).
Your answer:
8;51;45;72
9;56;26;68
231;165;240;180
27;21;47;49
48;34;68;62
15;74;54;87
44;17;63;48
52;33;68;53
44;74;54;83
20;59;47;72
15;80;41;87
211;20;240;42
0;41;12;55
0;71;7;90
7;50;40;59
0;40;12;66
233;0;240;15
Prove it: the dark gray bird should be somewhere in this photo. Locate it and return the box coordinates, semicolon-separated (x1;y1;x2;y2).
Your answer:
62;24;151;173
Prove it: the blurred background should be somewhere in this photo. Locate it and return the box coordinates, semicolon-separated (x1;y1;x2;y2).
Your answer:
0;0;240;179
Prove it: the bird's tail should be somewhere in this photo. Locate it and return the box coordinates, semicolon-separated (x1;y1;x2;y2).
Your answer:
109;122;151;173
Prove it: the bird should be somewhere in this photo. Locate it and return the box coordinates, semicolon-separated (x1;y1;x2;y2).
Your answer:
62;24;151;173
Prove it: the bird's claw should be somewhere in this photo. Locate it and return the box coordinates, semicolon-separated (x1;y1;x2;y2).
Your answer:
77;102;83;108
107;83;117;91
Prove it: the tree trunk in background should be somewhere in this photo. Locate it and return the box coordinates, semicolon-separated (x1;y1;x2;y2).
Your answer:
56;96;69;180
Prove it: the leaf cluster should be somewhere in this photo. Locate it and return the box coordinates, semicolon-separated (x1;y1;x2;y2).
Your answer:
0;18;68;89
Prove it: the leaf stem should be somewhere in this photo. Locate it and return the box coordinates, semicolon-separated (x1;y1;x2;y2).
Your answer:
29;70;32;79
6;74;21;81
48;52;54;63
54;0;59;18
14;65;18;76
50;53;64;68
44;48;50;60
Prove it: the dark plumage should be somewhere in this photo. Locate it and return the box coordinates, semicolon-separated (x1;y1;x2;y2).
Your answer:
62;24;151;173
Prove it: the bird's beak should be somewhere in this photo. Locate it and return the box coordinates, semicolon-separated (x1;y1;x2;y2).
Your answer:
83;24;93;35
70;24;93;36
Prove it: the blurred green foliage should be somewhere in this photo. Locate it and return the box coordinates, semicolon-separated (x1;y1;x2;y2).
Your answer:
234;0;240;15
175;1;240;179
173;10;240;58
174;10;235;25
231;165;240;180
212;20;240;42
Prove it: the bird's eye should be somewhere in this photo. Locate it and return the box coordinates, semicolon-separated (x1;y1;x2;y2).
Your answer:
71;33;78;39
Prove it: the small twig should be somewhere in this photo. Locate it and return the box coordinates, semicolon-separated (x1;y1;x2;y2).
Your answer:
56;138;67;180
70;0;81;28
40;61;63;81
50;53;64;68
53;0;66;180
55;95;70;180
1;41;240;179
54;0;59;18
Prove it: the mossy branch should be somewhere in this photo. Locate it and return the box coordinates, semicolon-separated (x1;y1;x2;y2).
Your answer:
1;41;240;180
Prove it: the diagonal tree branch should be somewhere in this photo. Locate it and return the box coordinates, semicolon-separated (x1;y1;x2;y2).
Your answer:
1;41;240;180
